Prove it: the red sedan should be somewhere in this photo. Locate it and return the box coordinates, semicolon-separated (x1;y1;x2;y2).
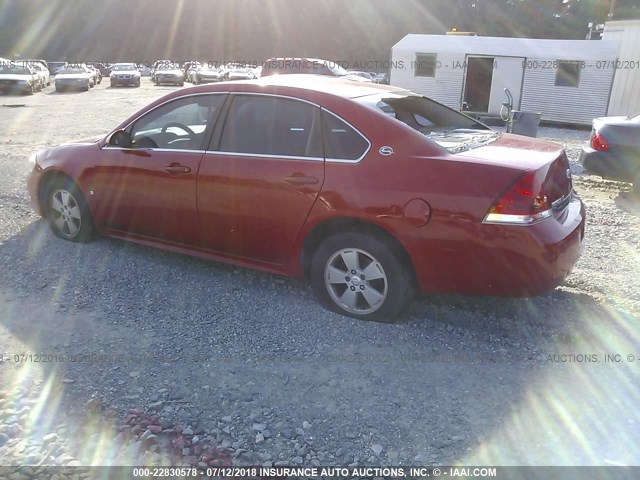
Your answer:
27;76;586;322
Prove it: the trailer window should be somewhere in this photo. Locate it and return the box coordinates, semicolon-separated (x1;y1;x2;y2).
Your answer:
555;61;581;87
415;53;437;77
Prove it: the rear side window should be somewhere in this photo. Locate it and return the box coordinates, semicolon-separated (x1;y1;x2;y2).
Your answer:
321;110;369;161
219;95;322;158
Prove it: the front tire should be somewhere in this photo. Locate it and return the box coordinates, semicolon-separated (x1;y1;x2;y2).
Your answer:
310;232;414;322
44;179;95;243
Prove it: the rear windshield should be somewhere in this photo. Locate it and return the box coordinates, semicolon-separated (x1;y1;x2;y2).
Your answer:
0;65;30;74
355;92;499;153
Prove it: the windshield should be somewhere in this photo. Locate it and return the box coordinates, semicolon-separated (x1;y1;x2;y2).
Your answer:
58;67;86;74
112;64;136;71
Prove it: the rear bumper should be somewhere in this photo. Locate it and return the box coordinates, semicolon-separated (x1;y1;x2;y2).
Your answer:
410;195;586;297
580;144;636;182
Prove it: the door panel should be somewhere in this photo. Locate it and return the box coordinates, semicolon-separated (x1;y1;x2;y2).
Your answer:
197;94;324;264
88;149;203;245
87;94;226;245
197;154;323;263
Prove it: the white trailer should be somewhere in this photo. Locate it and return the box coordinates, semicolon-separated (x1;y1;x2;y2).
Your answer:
390;34;620;125
603;19;640;117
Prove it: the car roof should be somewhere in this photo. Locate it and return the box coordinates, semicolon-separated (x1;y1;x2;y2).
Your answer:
241;74;406;99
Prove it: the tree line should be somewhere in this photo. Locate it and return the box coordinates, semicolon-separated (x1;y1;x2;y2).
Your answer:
0;0;637;64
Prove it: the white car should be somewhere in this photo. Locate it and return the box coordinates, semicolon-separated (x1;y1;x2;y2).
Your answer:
153;64;184;86
54;64;92;92
30;62;51;89
346;70;374;82
110;63;141;87
0;62;41;94
225;68;254;81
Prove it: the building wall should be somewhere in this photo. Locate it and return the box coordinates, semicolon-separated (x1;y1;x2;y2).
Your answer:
390;50;466;110
603;20;640;117
391;35;619;124
520;60;614;124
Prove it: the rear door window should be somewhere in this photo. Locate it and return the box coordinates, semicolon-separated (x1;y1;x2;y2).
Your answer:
218;95;322;158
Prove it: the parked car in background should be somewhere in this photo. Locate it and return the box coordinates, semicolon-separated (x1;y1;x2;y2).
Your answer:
137;65;152;77
581;113;640;194
182;61;201;82
261;58;361;81
347;70;374;82
153;63;184;86
86;65;102;85
48;61;67;75
190;64;222;84
151;60;173;81
92;63;110;76
26;75;585;322
0;62;41;94
224;67;254;81
109;63;141;87
22;59;50;87
372;72;389;84
29;61;51;88
54;64;92;92
23;59;49;69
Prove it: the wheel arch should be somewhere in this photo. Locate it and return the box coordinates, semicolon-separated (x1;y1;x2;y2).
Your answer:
300;216;417;285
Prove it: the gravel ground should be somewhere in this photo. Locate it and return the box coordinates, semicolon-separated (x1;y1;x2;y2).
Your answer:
0;80;639;472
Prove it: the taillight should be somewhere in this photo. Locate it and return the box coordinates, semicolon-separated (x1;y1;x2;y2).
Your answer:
590;130;609;151
483;171;552;225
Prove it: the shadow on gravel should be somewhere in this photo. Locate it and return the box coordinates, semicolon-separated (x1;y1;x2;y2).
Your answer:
2;219;639;466
614;192;640;217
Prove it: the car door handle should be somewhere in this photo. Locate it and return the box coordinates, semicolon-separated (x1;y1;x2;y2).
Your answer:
165;164;191;174
284;175;319;185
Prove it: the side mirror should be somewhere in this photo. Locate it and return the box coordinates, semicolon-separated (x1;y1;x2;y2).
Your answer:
108;130;133;147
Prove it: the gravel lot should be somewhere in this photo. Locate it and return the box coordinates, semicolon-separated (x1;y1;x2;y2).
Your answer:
1;80;639;471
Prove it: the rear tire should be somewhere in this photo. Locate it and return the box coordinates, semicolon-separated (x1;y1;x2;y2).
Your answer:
310;232;414;323
44;178;96;243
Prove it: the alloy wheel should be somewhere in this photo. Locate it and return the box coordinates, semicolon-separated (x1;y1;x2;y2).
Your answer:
324;248;388;315
50;189;82;239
